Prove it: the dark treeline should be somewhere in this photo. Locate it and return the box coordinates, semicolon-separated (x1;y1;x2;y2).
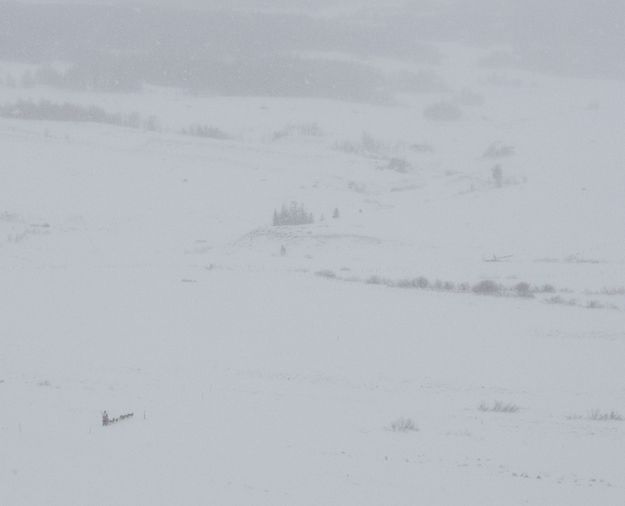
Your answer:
0;2;438;100
0;3;440;63
0;99;160;130
29;55;387;101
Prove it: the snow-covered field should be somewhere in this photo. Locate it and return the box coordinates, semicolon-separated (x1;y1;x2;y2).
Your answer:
1;46;624;505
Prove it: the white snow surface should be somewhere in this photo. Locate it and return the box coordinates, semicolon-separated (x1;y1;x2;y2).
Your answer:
1;47;624;505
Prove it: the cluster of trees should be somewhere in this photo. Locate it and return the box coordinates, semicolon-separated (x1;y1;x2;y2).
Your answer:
272;204;340;226
273;203;314;227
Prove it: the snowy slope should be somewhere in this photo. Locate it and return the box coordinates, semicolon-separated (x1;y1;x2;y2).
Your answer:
1;45;624;505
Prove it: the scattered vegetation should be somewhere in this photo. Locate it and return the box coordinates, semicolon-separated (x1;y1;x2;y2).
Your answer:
389;417;419;432
272;122;323;140
314;270;578;308
585;287;625;296
545;295;578;306
545;296;617;310
181;124;231;140
587;410;624;422
395;276;430;290
380;157;411;173
479;401;520;414
483;142;516;159
334;132;388;156
535;255;603;265
315;269;337;279
563;254;603;264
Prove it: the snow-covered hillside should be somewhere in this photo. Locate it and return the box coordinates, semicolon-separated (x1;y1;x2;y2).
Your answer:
1;44;624;505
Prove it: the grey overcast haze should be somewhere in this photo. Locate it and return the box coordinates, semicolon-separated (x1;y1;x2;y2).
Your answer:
1;1;624;505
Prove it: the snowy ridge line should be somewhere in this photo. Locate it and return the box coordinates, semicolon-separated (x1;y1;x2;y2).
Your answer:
233;226;384;246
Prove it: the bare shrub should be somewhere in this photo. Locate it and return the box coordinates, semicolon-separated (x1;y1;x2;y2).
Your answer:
586;300;605;309
537;284;557;294
514;282;534;298
564;254;602;264
142;115;161;132
181;124;230;140
333;140;360;154
600;287;625;296
315;269;337;279
432;279;445;290
347;181;367;193
389;417;419;432
479;401;520;414
395;278;415;289
472;280;503;296
586;286;625;296
334;132;387;156
491;164;504;188
361;132;386;154
458;282;471;292
588;410;624;422
366;275;391;286
414;277;429;289
442;281;455;291
272;122;323;140
382;157;411;173
395;277;428;289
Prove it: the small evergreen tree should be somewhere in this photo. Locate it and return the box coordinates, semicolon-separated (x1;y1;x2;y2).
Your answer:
492;164;503;188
